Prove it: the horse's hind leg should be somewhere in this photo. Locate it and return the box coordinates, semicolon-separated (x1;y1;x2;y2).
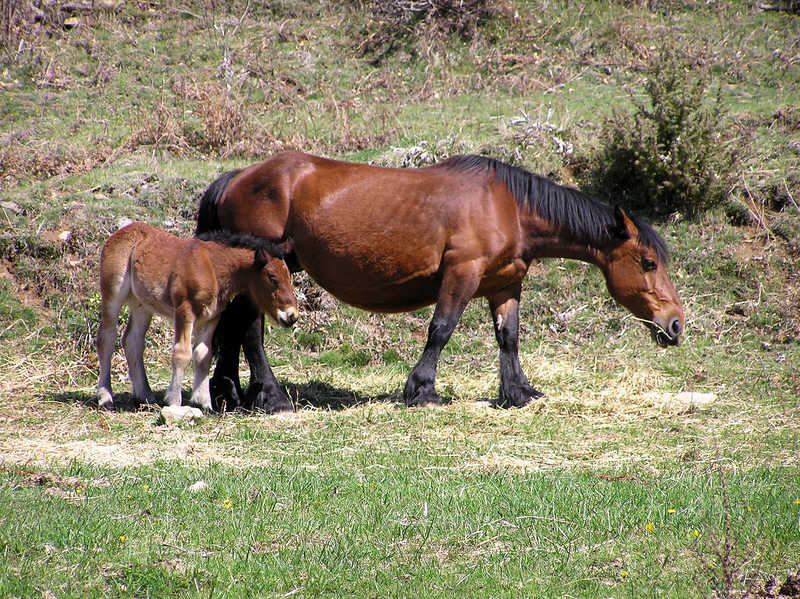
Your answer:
165;304;194;407
122;305;155;404
403;261;481;407
488;283;543;408
96;290;127;410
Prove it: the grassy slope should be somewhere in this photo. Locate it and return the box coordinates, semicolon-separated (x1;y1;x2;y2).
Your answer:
0;1;799;597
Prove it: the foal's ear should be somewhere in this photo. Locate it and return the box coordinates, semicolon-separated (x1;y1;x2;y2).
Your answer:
609;205;634;240
277;238;294;256
253;247;268;270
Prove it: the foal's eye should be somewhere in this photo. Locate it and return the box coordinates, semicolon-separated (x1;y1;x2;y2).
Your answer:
642;258;657;272
267;273;278;286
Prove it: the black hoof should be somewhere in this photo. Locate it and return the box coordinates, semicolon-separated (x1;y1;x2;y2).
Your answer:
403;386;446;407
245;382;294;414
493;383;544;409
210;376;242;413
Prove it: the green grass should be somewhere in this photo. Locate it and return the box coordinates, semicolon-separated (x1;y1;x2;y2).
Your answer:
1;444;798;598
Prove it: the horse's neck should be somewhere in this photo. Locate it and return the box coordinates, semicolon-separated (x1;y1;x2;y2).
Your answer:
521;215;609;271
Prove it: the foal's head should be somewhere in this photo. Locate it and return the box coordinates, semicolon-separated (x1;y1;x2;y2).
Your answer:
248;243;298;328
601;208;684;347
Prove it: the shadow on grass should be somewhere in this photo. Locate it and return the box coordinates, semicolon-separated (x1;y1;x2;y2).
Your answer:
50;390;164;413
284;380;403;411
49;382;463;414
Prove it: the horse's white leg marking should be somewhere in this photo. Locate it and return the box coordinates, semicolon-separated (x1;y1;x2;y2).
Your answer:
190;319;218;412
123;306;154;403
96;278;130;409
165;308;194;407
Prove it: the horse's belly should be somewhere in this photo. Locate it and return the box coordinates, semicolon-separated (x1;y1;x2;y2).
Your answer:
295;242;442;312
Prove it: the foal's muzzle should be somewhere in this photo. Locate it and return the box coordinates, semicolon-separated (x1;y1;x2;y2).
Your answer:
277;307;298;328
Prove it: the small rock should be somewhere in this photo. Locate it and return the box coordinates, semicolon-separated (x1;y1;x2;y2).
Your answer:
117;217;133;230
673;392;716;408
188;480;208;493
57;230;71;242
159;405;203;426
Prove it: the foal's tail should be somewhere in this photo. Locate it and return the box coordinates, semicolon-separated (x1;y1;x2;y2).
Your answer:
195;169;242;235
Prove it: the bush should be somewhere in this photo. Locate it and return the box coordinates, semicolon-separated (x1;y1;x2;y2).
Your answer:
585;47;737;218
355;0;507;63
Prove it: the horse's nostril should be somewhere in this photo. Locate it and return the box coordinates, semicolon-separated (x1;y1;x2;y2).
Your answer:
669;318;682;337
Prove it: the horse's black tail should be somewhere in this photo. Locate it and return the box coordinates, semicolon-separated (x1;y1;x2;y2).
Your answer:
195;169;242;235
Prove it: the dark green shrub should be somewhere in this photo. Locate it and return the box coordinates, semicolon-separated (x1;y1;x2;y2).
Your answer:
585;47;737;218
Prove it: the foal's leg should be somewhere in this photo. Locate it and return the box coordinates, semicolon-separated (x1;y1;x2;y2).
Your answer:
403;261;481;407
190;319;218;413
488;284;543;408
96;292;128;410
122;306;155;404
165;303;195;407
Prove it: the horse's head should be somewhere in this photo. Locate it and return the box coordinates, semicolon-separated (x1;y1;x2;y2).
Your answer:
601;207;684;347
249;244;298;328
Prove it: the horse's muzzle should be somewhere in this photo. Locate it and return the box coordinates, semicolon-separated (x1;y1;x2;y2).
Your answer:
277;307;298;327
649;316;681;347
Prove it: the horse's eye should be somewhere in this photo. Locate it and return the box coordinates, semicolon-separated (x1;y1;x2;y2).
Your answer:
267;273;278;286
642;258;657;272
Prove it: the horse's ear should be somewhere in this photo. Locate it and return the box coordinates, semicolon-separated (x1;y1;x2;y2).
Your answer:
253;247;268;270
610;205;636;240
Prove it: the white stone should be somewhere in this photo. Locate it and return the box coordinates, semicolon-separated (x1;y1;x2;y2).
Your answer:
188;480;208;493
160;405;203;425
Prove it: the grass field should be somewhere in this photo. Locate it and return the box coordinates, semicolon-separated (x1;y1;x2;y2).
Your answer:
1;1;799;597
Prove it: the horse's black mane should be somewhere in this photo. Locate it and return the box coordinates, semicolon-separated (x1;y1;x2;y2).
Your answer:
436;154;668;263
196;229;286;258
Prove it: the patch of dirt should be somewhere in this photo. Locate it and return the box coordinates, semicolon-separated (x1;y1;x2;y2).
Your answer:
0;465;111;501
746;571;800;598
0;257;49;313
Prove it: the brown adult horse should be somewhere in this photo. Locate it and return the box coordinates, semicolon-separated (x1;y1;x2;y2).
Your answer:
196;152;684;413
96;222;297;412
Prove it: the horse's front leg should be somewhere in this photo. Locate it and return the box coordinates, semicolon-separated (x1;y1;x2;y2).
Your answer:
488;283;543;408
189;318;219;413
208;295;250;411
165;305;194;407
241;313;294;414
403;261;481;407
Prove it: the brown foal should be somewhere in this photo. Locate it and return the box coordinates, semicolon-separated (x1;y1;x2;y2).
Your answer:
96;222;297;411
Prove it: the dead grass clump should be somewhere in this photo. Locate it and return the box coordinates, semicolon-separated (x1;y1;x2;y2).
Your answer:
125;98;192;158
172;77;275;158
0;130;119;188
0;134;88;187
356;0;511;64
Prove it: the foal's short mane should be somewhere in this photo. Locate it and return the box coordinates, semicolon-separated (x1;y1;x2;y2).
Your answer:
435;154;668;263
196;230;286;258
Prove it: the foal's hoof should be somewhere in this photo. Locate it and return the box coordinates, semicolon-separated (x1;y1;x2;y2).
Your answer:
245;382;295;414
493;383;544;409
